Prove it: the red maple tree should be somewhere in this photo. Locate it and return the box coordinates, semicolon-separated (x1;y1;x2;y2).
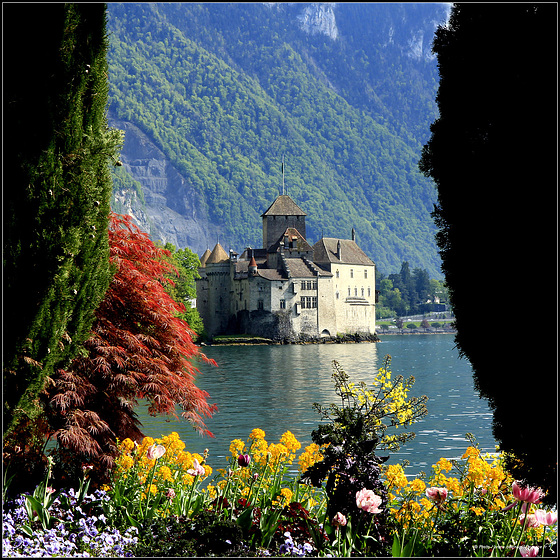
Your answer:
46;213;217;474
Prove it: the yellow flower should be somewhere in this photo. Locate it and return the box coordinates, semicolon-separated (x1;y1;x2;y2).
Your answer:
470;506;485;516
409;478;426;494
419;497;433;511
273;487;293;507
118;438;136;454
138;436;155;457
445;477;462;496
249;428;266;440
229;439;246;457
493;498;506;511
181;473;195;486
141;484;158;499
462;446;479;460
298;443;324;473
205;485;217;499
157;465;173;483
118;455;134;471
435;458;453;473
268;443;289;465
280;431;301;453
250;437;270;465
385;464;408;491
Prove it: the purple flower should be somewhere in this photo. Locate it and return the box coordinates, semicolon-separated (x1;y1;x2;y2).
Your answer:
238;453;251;467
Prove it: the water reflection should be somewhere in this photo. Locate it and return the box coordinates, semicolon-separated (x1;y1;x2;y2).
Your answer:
136;335;496;476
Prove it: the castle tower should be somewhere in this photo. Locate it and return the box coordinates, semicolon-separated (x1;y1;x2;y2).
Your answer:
198;242;231;336
261;195;307;252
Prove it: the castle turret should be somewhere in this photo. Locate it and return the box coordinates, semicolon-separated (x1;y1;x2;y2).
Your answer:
248;256;258;276
199;248;212;268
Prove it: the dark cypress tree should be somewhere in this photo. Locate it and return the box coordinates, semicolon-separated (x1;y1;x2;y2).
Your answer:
419;4;557;500
3;4;121;471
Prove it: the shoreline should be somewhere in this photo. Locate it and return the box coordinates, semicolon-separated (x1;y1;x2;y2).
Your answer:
378;330;456;336
201;331;456;346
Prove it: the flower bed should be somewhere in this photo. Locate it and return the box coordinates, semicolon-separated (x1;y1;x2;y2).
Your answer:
3;357;557;557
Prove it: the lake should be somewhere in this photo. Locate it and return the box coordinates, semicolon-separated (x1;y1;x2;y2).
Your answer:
136;334;497;477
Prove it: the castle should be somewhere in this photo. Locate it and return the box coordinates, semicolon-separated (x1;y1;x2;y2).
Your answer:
196;195;377;340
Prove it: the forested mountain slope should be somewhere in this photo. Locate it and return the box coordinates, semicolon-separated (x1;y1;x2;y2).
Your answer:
106;3;450;277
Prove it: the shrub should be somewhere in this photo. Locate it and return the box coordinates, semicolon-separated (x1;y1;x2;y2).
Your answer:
300;357;428;556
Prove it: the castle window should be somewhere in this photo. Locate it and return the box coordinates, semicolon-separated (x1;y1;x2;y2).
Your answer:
361;287;364;297
336;270;340;278
348;287;351;297
364;269;368;279
300;296;316;309
354;287;358;296
368;287;371;297
280;299;286;309
336;291;339;300
350;269;354;278
258;299;264;310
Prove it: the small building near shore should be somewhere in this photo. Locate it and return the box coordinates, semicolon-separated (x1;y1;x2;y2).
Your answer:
196;195;377;340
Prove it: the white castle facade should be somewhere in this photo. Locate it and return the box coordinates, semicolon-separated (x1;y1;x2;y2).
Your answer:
196;195;377;340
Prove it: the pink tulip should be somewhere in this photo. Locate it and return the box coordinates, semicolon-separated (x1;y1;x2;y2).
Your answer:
534;509;558;526
165;488;176;499
187;458;206;477
519;514;540;528
519;546;539;557
332;512;347;527
146;443;166;460
356;489;383;514
512;481;543;505
426;486;448;505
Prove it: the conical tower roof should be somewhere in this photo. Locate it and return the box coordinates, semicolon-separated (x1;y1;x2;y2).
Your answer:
206;242;229;264
199;248;212;267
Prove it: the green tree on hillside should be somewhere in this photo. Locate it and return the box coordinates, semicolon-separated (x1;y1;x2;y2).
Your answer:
162;243;205;337
3;4;121;467
419;3;557;499
105;2;443;277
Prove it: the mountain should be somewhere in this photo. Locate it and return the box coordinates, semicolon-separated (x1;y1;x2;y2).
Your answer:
106;3;450;278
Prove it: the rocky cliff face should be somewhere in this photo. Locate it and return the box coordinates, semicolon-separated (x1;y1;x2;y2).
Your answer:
296;3;339;40
109;115;222;254
266;2;451;60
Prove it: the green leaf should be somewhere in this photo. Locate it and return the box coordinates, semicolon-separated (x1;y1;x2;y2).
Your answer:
392;534;404;557
236;507;254;532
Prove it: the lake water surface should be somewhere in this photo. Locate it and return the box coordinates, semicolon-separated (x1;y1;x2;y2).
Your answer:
136;334;496;477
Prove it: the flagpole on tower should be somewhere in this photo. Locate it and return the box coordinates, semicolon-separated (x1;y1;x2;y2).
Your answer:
282;155;285;195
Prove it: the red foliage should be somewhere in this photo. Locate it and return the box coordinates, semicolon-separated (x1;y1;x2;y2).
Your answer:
47;214;217;473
